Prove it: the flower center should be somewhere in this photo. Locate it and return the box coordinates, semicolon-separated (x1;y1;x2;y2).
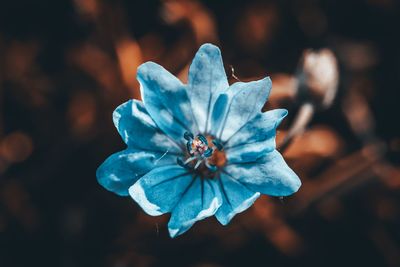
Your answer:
177;132;226;178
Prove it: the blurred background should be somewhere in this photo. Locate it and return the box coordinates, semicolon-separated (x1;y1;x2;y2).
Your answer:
1;0;400;266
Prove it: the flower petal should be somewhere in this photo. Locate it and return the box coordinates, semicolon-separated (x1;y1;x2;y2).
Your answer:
225;109;287;163
215;173;260;225
137;62;197;141
225;150;301;197
187;43;229;133
129;165;193;216
96;149;176;196
210;77;272;141
113;99;182;154
168;177;222;238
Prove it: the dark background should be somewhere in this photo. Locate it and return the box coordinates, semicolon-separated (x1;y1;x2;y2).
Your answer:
1;0;400;266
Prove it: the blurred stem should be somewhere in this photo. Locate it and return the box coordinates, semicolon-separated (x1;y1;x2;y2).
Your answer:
293;142;386;213
278;102;315;152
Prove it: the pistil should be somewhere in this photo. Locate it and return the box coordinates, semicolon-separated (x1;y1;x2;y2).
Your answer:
177;132;225;175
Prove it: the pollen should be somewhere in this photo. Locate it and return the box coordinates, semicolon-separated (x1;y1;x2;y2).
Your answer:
208;148;226;168
179;132;226;175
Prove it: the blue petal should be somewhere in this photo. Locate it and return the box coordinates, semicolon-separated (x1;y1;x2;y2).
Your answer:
96;149;176;196
225;109;287;163
113;99;182;154
215;173;260;225
210;77;272;141
187;43;229;133
224;150;301;196
137;62;197;141
168;177;222;238
129;165;193;216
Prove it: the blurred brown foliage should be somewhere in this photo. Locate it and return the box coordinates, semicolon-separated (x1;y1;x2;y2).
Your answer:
1;0;400;267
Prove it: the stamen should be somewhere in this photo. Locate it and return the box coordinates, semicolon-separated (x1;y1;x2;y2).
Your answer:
180;132;226;177
212;140;223;151
184;131;194;141
184;156;197;165
197;134;208;145
203;148;213;158
194;160;202;169
177;158;187;168
205;161;217;172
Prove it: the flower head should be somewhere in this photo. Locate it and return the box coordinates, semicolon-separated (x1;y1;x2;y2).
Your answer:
97;43;301;237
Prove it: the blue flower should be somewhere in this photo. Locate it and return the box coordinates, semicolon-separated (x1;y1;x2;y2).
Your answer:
97;43;301;237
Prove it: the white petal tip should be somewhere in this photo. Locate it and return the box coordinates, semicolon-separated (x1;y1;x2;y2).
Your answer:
168;228;180;238
198;43;221;54
218;192;260;226
129;182;163;216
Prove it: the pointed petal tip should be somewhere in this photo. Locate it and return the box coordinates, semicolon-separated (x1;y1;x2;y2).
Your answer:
291;176;302;194
96;158;130;197
260;76;272;100
137;61;159;70
243;76;271;89
112;99;133;129
280;108;289;117
263;75;272;84
168;223;194;238
263;76;272;94
274;108;289;124
137;61;163;79
167;196;222;238
198;43;222;55
216;192;260;226
280;172;302;197
229;76;272;90
167;222;191;238
168;227;180;238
